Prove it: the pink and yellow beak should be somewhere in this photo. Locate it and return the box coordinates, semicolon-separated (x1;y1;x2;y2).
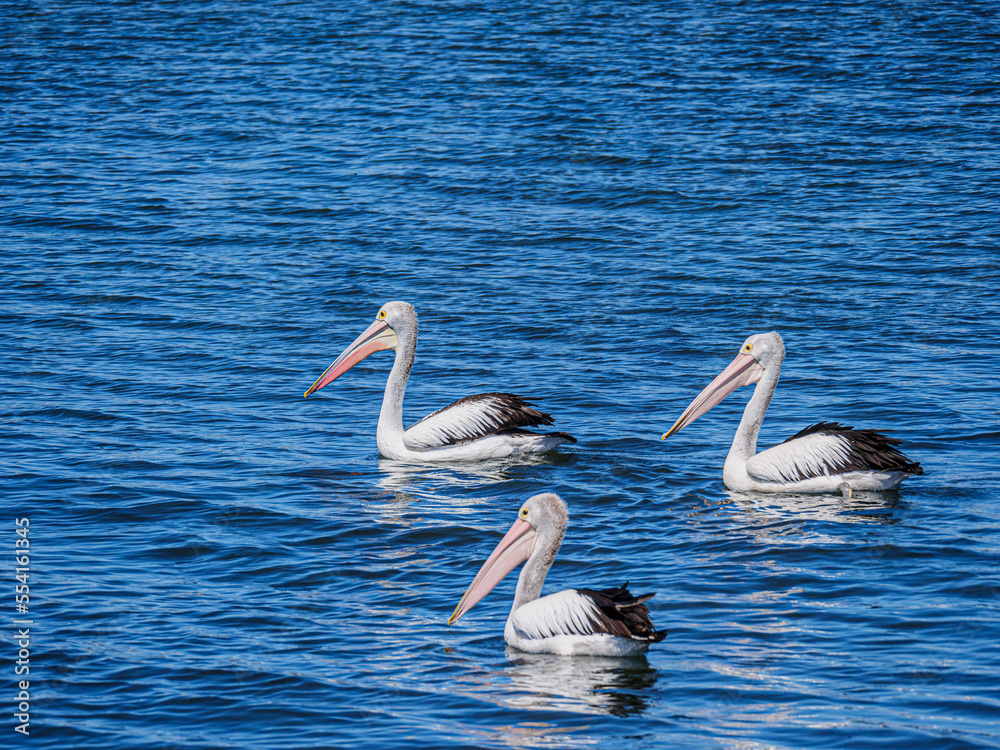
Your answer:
448;517;538;625
661;351;764;439
303;318;399;397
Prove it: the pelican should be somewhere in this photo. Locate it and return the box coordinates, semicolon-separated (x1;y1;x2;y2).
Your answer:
449;493;666;656
303;301;575;461
662;332;923;494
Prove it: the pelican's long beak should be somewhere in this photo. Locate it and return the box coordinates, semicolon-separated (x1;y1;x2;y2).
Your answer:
448;518;538;625
661;352;764;439
303;318;398;397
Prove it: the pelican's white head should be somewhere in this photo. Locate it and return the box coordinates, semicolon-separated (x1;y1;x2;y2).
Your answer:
448;493;568;625
377;301;418;342
662;331;784;439
738;331;784;372
303;301;418;397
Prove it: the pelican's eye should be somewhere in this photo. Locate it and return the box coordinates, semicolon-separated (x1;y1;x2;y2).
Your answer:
377;310;386;320
742;342;754;354
519;507;529;520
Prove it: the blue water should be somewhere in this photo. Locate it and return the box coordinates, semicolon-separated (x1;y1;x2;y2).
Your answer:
4;1;1000;747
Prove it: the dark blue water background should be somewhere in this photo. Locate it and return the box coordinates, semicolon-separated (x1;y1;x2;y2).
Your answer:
3;1;1000;747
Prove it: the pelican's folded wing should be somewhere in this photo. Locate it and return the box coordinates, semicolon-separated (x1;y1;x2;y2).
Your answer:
747;421;922;483
509;590;603;640
511;586;665;643
403;392;557;449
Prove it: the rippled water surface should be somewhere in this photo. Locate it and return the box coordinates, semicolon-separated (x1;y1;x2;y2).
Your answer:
4;1;1000;748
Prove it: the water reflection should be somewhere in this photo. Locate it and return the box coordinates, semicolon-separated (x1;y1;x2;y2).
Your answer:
455;648;658;720
469;722;599;750
375;457;517;495
374;453;569;506
726;489;903;526
500;649;658;717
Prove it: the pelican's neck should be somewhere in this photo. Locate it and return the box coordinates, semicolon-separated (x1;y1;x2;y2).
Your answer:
727;355;782;467
510;527;562;615
375;329;416;457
